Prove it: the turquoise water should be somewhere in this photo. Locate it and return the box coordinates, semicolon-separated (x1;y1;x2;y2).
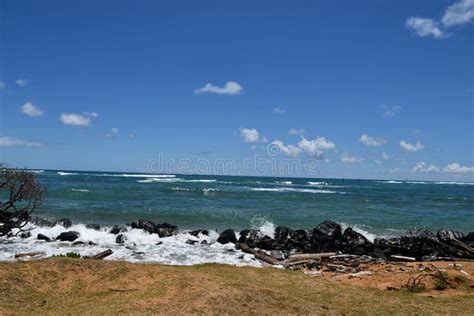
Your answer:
33;170;474;237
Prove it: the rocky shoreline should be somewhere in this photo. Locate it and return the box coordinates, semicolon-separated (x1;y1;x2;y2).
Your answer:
23;216;474;265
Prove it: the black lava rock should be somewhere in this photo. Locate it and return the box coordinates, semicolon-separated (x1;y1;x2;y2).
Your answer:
19;231;31;239
56;231;80;242
190;229;209;237
30;216;52;227
217;229;237;244
37;233;51;242
131;219;156;234
86;223;101;231
109;225;128;234
116;234;127;244
313;221;342;241
52;218;73;229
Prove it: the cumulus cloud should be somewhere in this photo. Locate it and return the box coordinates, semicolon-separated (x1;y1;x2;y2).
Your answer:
359;134;387;146
412;162;440;173
273;107;286;114
443;162;474;174
381;152;390;160
442;0;474;27
400;140;424;152
406;0;474;39
382;105;402;118
298;136;335;155
194;81;243;95
0;136;42;146
239;128;260;142
21;102;43;117
106;128;119;137
15;79;27;87
59;113;91;126
340;153;362;164
271;140;301;157
406;17;446;38
288;128;304;136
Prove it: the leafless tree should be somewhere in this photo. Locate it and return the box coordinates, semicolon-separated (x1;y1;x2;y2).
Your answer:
0;164;45;237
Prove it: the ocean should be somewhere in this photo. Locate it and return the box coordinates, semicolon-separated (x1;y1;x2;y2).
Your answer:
1;169;473;265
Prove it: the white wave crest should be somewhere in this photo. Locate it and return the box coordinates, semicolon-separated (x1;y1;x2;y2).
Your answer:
71;189;90;192
251;187;339;194
57;172;78;176
307;181;328;186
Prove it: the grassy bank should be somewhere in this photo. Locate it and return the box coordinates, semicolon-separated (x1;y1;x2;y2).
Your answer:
0;258;473;315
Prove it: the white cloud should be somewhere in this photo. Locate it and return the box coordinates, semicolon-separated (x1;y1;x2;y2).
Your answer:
359;134;387;146
271;140;301;157
298;136;336;155
239;128;259;142
273;107;286;114
128;133;136;139
0;81;5;90
59;113;91;126
260;136;269;143
412;162;440;173
84;112;98;118
442;0;474;27
381;152;390;160
406;17;446;38
21;102;43;117
15;79;27;87
443;162;474;174
382;105;402;118
400;140;424;152
0;136;42;146
288;128;304;135
340;153;362;164
106;128;119;137
194;81;243;95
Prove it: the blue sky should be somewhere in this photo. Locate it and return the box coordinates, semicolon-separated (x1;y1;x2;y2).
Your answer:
0;0;473;180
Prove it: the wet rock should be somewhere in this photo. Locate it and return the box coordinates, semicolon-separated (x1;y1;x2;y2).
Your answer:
156;241;163;246
343;227;370;246
56;231;79;242
186;240;199;245
19;231;31;239
37;233;51;242
156;227;176;238
116;234;127;244
274;226;292;242
313;221;342;241
201;240;208;245
256;235;275;250
238;229;260;247
109;225;128;234
86;223;101;231
131;219;156;234
72;241;84;246
190;229;209;237
155;223;178;237
217;229;237;244
52;218;73;229
464;232;474;242
30;216;52;227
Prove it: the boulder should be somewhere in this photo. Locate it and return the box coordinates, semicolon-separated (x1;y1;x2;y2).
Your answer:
56;231;80;242
190;229;209;237
274;226;292;242
116;234;127;244
109;225;128;234
238;229;260;247
186;240;199;245
313;221;342;241
342;227;371;255
217;229;237;244
19;231;31;239
37;233;51;242
131;219;155;234
52;218;73;229
86;223;101;231
30;216;52;227
156;227;176;238
256;235;276;250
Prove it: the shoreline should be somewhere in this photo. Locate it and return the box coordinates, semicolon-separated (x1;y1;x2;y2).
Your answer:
0;258;472;314
2;217;473;266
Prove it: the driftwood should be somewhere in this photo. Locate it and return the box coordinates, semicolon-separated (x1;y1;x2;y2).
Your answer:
15;251;45;258
391;255;416;261
288;253;337;263
235;243;281;265
91;249;113;260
